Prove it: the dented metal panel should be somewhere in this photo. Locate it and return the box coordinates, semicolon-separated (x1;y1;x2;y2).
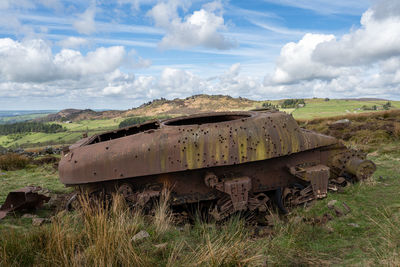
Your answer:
59;111;337;185
0;186;50;220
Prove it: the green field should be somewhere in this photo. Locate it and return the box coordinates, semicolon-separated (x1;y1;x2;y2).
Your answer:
291;99;400;120
0;113;51;124
0;117;125;148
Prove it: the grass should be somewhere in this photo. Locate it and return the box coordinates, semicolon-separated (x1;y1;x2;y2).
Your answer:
0;113;51;124
0;153;29;171
1;100;400;265
0;164;70;203
292;99;400;120
0;150;399;266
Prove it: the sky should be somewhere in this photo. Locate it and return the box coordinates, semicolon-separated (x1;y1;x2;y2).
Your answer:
0;0;399;110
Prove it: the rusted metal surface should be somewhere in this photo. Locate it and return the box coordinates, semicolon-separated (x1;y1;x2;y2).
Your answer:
58;110;376;220
205;172;251;211
289;164;330;198
0;186;50;220
59;111;337;185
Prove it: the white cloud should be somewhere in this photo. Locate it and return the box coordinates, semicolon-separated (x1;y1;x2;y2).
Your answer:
132;64;264;101
102;85;125;95
264;0;400;99
312;9;400;66
371;0;400;21
124;50;152;69
55;46;127;78
147;0;235;50
57;37;89;48
268;33;340;84
0;0;35;10
158;67;203;95
73;4;96;35
0;38;127;82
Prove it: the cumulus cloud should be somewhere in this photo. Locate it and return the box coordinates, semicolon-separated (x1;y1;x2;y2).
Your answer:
150;67;204;98
130;63;265;101
147;0;235;50
312;9;400;66
0;38;127;82
265;0;400;98
371;0;400;21
73;4;96;35
57;37;89;48
269;33;339;84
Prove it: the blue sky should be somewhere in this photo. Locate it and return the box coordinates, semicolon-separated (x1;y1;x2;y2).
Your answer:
0;0;399;110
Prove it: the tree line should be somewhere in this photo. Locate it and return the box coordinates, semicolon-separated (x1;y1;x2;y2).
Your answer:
0;122;66;135
119;115;172;128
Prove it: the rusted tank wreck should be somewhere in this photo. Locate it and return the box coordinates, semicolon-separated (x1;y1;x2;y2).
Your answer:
59;110;376;220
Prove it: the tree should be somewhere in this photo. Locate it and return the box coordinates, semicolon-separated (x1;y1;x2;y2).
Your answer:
281;99;306;108
383;101;392;110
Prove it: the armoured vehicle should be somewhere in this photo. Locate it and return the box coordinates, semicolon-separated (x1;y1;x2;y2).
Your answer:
59;110;376;220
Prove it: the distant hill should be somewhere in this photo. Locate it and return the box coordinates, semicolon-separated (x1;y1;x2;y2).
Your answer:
39;95;264;122
37;95;399;123
124;94;261;117
39;109;124;122
338;98;389;101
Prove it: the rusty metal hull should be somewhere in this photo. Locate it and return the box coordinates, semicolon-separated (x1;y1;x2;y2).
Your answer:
59;111;337;185
58;110;376;219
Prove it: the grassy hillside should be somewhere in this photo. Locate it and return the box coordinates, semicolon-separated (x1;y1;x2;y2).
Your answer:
0;95;399;148
0;113;51;124
124;95;261;117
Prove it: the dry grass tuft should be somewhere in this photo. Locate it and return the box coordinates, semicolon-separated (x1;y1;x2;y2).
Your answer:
394;122;400;138
153;188;173;235
368;208;400;265
0;153;29;171
41;193;147;267
180;217;265;266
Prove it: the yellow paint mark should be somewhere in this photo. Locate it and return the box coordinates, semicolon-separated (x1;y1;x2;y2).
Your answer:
215;141;220;162
196;135;204;168
185;136;195;169
160;136;167;171
237;132;247;163
291;128;300;153
180;140;185;169
256;134;267;160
